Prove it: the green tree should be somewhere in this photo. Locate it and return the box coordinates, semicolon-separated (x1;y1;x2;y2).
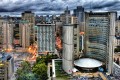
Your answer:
21;61;31;72
32;63;48;80
25;73;37;80
16;68;26;80
16;70;36;80
16;61;32;80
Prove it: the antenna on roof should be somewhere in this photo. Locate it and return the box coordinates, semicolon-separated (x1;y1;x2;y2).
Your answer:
90;1;93;13
66;6;68;11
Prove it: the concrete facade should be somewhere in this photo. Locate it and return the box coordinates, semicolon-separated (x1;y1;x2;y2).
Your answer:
37;24;55;53
19;21;31;48
3;20;13;50
22;11;35;45
62;24;74;74
85;12;116;74
0;53;14;80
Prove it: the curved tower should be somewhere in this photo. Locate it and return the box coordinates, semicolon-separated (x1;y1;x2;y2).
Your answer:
62;24;74;74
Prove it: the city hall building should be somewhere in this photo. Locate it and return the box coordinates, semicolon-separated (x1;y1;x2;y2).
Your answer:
84;12;116;74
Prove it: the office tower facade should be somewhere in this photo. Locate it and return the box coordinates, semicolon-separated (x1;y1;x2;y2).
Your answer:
73;6;85;53
0;61;8;80
85;12;116;74
3;19;13;50
62;24;74;74
60;14;78;25
37;24;55;53
11;17;21;46
22;11;35;45
62;7;79;73
73;24;80;58
73;6;84;22
19;20;30;48
0;53;14;80
0;18;4;49
74;6;85;32
60;7;71;24
61;15;79;57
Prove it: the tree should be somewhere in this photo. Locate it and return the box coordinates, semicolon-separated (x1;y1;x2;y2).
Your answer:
16;61;32;80
16;70;36;80
32;63;48;80
21;61;31;72
25;73;37;80
16;68;26;80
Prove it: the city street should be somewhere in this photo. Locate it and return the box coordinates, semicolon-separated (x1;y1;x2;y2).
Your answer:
9;52;33;80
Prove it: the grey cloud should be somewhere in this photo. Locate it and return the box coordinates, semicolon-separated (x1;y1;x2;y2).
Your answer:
0;0;119;15
92;0;120;9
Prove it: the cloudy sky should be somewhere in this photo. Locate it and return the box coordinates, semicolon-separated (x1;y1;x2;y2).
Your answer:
0;0;120;16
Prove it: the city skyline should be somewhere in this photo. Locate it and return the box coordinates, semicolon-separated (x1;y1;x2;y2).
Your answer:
0;0;119;16
0;1;120;79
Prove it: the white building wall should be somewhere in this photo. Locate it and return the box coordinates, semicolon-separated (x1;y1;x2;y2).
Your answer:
62;25;74;74
108;12;116;74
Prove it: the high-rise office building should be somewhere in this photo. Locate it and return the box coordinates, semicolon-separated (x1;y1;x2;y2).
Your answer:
62;7;80;74
19;20;30;48
73;24;80;58
62;24;74;74
84;12;116;74
22;11;35;45
73;6;85;36
61;7;80;58
36;24;55;53
73;6;84;22
0;18;4;49
0;16;21;50
0;53;14;80
60;7;71;24
10;17;21;46
2;19;13;50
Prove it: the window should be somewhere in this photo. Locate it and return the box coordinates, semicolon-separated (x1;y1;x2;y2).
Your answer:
74;44;77;47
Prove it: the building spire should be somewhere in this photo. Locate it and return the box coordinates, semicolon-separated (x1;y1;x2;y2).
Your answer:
64;6;70;15
66;6;68;11
90;1;93;13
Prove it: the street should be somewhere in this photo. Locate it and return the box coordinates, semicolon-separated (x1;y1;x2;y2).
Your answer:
9;52;33;80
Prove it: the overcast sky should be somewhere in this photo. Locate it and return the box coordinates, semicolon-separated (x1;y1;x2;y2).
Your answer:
0;0;120;16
